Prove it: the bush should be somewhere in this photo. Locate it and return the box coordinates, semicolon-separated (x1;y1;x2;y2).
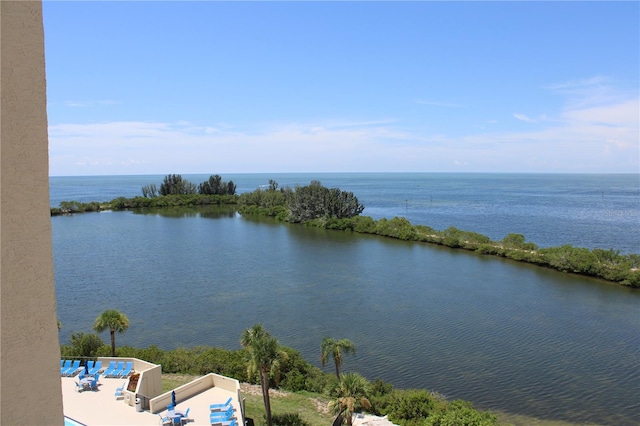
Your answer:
271;412;310;426
61;332;106;357
423;400;497;426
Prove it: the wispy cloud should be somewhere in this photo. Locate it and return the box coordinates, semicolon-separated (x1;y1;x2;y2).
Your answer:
48;76;638;175
513;113;536;123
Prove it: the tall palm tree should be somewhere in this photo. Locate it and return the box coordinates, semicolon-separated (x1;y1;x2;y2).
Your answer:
240;324;282;426
321;337;356;379
93;309;129;356
328;372;372;426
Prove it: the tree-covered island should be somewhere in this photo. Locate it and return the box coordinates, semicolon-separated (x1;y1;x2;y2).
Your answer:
50;174;640;288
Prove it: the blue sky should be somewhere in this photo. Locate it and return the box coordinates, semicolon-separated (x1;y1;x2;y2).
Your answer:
43;1;639;176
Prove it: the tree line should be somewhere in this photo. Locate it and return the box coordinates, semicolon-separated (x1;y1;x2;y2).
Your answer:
238;184;640;288
50;176;639;288
60;315;496;426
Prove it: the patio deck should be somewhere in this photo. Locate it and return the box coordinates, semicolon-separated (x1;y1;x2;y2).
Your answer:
62;376;242;426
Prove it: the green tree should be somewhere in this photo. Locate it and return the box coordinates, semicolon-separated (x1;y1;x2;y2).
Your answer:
159;174;197;195
141;183;158;198
321;337;356;380
328;372;372;426
241;324;283;426
64;332;105;358
93;309;130;356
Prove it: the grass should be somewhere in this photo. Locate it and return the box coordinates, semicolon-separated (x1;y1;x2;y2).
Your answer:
162;374;334;426
242;389;333;426
162;374;592;426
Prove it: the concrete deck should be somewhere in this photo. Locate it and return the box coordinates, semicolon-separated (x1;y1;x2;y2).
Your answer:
62;376;241;426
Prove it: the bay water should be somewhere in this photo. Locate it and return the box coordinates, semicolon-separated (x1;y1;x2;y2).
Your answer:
50;173;640;425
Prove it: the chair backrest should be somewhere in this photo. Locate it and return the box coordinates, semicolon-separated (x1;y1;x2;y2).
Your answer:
108;360;116;370
184;408;190;417
87;360;95;369
94;360;102;370
125;361;133;369
62;360;71;368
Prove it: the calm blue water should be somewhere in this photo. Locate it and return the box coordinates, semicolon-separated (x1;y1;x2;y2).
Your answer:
50;173;640;254
50;174;640;425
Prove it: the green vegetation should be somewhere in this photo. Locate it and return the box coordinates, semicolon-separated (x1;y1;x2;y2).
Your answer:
241;324;286;426
60;318;496;426
93;309;130;356
329;372;372;426
320;337;357;380
238;181;639;288
50;175;640;287
238;180;364;223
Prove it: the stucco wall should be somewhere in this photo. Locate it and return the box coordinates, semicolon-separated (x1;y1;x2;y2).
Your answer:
1;1;64;424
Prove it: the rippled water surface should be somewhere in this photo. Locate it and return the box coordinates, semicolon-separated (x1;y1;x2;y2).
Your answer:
51;174;640;425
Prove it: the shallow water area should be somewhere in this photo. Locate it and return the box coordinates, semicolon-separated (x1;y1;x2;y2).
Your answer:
51;174;640;425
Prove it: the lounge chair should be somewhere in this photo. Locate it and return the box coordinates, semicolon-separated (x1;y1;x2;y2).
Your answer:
89;360;102;375
106;361;124;378
114;381;126;399
210;419;237;426
86;360;95;371
209;397;233;412
102;361;117;377
209;408;236;423
118;361;133;378
158;414;172;426
60;360;71;376
63;360;81;377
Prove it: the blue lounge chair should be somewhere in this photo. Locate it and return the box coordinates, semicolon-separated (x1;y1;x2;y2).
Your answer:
210;419;237;426
102;361;117;377
209;407;236;422
105;361;124;378
209;397;232;412
60;360;71;376
89;360;102;375
63;360;81;376
118;361;133;378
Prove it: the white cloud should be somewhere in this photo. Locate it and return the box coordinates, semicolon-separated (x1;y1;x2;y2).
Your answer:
48;76;639;175
513;113;536;123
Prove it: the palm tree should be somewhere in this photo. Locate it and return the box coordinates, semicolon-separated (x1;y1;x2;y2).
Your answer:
328;372;372;426
321;337;356;379
240;324;283;426
93;309;129;356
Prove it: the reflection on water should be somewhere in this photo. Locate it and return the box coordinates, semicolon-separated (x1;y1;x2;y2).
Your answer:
53;207;640;425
